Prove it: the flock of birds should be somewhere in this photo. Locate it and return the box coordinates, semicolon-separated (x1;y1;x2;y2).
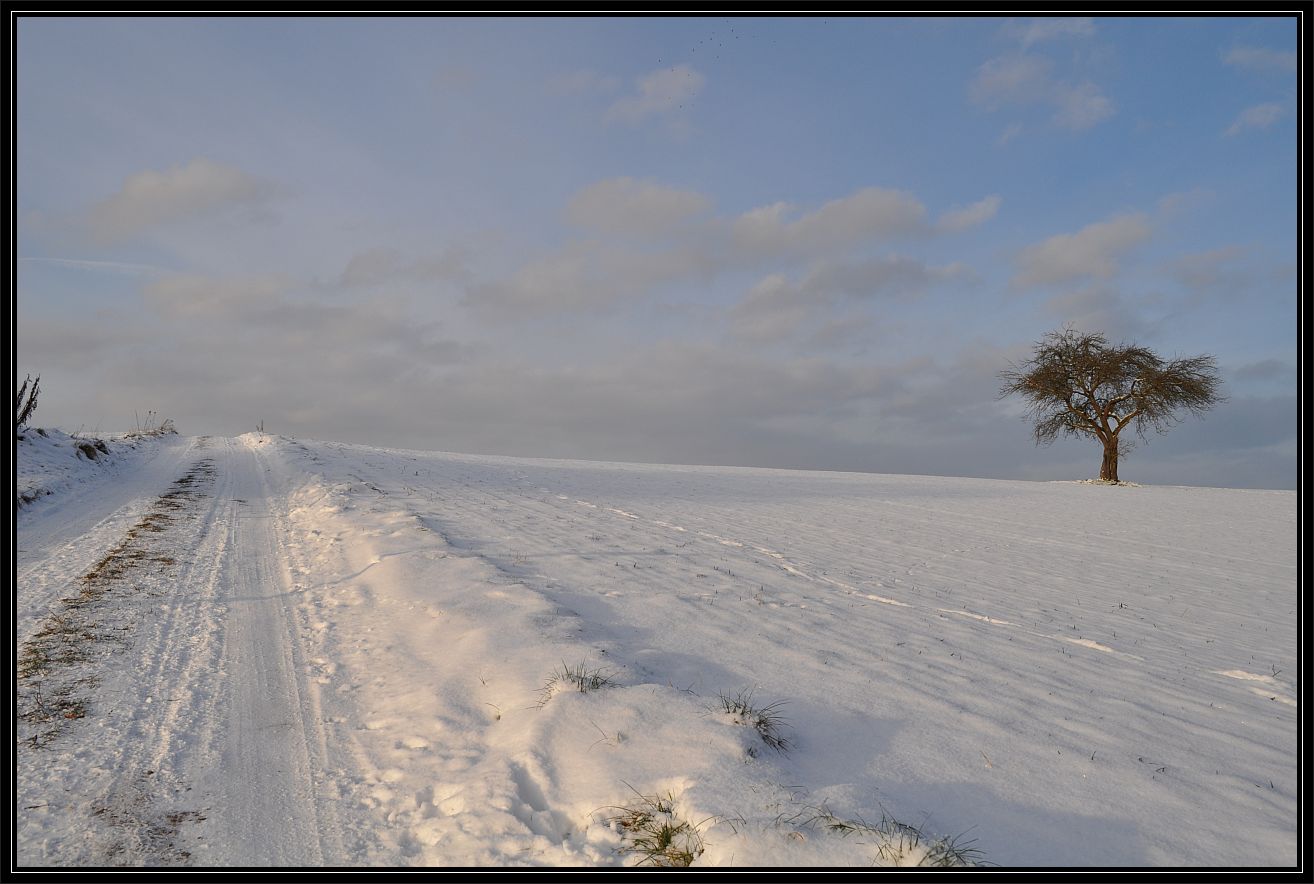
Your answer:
656;21;749;111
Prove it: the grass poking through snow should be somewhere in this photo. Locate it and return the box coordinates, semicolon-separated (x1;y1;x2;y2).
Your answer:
536;661;619;707
600;789;707;867
716;688;791;754
785;805;985;867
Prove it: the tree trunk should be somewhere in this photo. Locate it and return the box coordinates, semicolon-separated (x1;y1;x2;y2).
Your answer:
1100;440;1119;482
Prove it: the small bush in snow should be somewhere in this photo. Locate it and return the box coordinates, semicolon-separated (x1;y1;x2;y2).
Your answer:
76;441;110;461
126;410;177;438
716;689;791;753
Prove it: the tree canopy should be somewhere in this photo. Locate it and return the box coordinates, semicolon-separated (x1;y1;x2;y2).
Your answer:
999;329;1224;482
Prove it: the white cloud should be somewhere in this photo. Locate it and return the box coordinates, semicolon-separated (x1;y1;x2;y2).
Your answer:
996;122;1025;146
566;178;712;236
1223;46;1296;73
1013;213;1151;289
970;54;1054;109
1051;81;1115;130
606;65;705;122
1171;245;1254;299
730;257;968;343
1156;188;1215;216
1010;17;1096;48
465;242;706;317
730;187;928;256
467;247;600;315
802;255;967;300
1041;285;1159;341
470;183;977;320
1225;102;1284;136
143;272;293;320
970;53;1114;131
339;249;409;288
936;195;1002;232
729;274;813;343
337;247;468;289
139;271;469;378
1234;358;1291;382
87;158;277;244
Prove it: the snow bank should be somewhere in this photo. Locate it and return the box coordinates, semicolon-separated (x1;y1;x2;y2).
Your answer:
263;437;1297;867
15;427;167;510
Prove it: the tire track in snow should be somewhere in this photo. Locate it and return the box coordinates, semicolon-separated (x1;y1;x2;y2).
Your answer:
90;451;228;865
203;437;346;865
19;443;226;865
62;437;345;866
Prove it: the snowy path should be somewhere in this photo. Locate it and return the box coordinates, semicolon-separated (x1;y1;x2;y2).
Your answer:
17;437;346;866
15;435;1298;868
198;437;346;865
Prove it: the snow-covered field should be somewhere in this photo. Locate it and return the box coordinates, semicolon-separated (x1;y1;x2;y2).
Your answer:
14;433;1298;867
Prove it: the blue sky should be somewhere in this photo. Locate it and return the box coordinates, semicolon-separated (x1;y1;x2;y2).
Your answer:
15;16;1299;488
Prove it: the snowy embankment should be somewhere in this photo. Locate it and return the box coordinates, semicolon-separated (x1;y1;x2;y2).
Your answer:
15;434;1297;867
16;428;150;508
14;428;196;646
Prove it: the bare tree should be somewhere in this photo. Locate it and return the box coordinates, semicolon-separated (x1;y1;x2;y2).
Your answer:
999;328;1224;483
16;374;40;433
